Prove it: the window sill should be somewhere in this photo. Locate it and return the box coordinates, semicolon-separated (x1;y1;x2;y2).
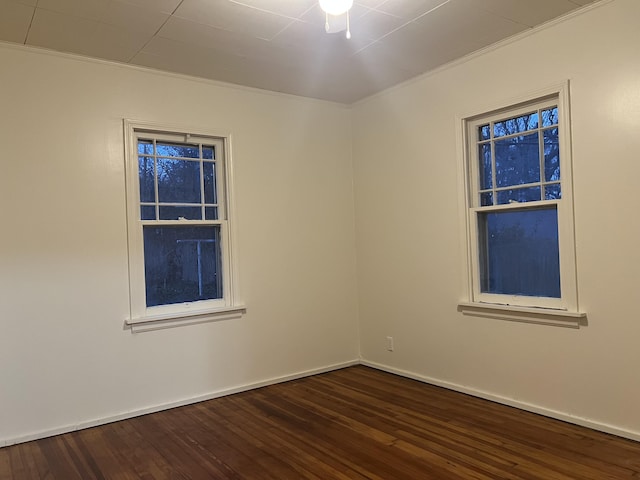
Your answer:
457;302;586;328
125;305;246;333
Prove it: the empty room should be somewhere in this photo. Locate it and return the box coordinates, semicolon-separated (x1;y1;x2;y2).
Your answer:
1;0;639;478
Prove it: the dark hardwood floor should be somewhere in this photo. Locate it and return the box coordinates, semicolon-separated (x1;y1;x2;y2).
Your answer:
2;365;639;479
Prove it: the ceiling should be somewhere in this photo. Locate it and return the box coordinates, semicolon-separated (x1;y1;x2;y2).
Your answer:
1;0;597;103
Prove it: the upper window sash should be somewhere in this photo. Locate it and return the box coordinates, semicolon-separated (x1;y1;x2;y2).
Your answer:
467;99;561;210
134;133;227;223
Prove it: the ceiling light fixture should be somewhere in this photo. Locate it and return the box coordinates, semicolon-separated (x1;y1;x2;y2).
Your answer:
319;0;353;39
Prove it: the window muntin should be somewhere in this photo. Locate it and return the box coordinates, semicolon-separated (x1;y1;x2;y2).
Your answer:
125;122;239;323
465;93;576;311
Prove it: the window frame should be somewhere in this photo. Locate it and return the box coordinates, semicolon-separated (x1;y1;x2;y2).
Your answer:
458;83;582;319
123;120;243;331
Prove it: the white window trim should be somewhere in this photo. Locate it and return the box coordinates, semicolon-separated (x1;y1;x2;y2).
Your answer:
126;305;246;333
458;302;585;328
456;82;585;325
123;120;244;331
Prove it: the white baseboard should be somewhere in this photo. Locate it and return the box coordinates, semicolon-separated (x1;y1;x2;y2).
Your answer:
4;358;639;448
1;359;360;448
360;360;640;443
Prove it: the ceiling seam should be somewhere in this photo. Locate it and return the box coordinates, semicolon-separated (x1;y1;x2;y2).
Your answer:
228;0;306;22
351;0;453;56
23;0;40;45
126;0;186;63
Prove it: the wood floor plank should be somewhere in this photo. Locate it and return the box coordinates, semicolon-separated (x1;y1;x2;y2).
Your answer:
295;375;574;479
226;396;370;480
1;366;639;479
274;382;519;479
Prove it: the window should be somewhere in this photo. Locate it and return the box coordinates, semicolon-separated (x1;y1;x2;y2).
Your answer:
124;121;243;330
460;86;581;319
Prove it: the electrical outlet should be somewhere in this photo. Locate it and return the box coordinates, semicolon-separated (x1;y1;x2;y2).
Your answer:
386;336;394;352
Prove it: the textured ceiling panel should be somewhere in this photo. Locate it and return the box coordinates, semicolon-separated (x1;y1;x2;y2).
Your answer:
0;0;600;103
0;1;33;43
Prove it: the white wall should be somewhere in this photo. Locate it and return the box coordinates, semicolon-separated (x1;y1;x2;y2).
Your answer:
0;44;359;445
352;0;640;439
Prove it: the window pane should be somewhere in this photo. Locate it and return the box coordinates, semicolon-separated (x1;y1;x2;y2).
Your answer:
493;112;538;138
497;187;541;205
545;183;562;200
203;162;217;204
143;226;223;307
140;205;156;220
542;107;558;127
138;156;155;203
156;142;199;158
495;132;540;187
205;207;218;220
157;158;201;204
478;143;492;190
480;192;493;206
479;208;560;298
138;140;154;155
544;127;560;182
478;124;490;141
203;146;214;160
159;206;202;220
